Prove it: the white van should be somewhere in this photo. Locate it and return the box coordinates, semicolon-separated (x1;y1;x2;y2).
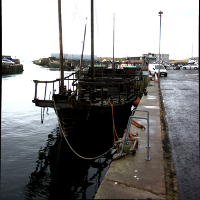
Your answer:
148;64;167;77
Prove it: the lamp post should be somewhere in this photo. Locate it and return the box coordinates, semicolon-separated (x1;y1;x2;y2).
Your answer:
158;10;163;78
113;13;115;77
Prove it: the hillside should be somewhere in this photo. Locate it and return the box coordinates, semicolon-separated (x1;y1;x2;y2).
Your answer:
97;57;122;62
98;57;199;64
169;57;199;64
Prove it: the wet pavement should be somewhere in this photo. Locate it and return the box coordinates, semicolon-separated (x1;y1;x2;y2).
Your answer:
159;69;199;200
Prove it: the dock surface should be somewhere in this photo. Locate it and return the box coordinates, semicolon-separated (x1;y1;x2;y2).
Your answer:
94;79;170;199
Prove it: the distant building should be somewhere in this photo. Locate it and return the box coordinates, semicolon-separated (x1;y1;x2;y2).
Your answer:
122;53;169;66
143;53;169;65
2;55;11;59
51;53;97;61
122;55;147;65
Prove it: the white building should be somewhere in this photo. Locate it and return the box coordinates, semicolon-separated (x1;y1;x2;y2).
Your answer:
51;53;97;61
150;53;169;64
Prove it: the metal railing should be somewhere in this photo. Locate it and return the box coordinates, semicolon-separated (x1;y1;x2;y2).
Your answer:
32;68;142;106
119;108;150;161
33;71;78;102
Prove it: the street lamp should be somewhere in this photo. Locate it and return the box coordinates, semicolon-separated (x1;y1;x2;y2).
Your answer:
158;10;163;78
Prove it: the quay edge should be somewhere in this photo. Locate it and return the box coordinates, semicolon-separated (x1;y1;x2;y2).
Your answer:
94;77;178;200
2;64;24;75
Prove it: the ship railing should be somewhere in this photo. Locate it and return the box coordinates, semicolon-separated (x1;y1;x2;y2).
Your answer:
32;69;142;106
80;70;142;81
33;71;79;102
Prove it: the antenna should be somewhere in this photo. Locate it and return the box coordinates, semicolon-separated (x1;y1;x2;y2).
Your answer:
192;30;193;58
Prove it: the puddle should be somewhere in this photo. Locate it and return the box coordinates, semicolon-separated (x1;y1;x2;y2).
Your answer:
143;106;159;109
184;74;199;76
147;96;157;99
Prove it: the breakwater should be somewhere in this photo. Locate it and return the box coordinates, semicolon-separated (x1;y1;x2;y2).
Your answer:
2;64;24;75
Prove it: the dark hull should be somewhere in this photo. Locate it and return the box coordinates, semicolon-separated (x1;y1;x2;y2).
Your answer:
55;99;133;148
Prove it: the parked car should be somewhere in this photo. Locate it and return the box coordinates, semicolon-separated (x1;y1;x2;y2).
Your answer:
148;64;167;77
148;63;159;75
154;65;168;77
174;66;180;70
2;59;15;66
182;64;199;70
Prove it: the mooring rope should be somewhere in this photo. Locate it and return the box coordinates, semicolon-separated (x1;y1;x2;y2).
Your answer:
53;99;114;160
131;119;145;129
108;100;121;142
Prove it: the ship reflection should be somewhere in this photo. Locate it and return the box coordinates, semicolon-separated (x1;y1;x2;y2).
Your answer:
23;126;115;200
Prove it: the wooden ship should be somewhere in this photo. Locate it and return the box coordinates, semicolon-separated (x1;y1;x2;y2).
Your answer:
32;0;144;156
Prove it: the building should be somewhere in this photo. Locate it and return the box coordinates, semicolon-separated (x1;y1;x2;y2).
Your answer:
123;56;146;65
122;53;169;66
51;53;97;61
143;53;169;65
2;55;11;59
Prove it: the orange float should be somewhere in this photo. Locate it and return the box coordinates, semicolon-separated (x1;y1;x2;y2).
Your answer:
133;96;140;107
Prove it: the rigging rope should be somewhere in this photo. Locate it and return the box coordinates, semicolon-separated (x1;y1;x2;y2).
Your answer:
53;99;114;160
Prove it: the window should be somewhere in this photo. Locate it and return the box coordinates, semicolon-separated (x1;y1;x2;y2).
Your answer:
155;65;165;69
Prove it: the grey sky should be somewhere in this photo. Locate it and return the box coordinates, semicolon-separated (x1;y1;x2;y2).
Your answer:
2;0;199;61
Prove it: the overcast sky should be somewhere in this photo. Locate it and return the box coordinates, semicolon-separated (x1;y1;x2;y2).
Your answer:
2;0;199;61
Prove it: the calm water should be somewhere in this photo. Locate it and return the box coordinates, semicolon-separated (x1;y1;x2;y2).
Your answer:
1;61;114;199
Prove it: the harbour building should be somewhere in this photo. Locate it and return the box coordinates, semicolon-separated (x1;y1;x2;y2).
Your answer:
51;53;98;61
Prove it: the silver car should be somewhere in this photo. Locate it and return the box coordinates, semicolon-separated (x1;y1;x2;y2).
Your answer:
2;59;15;66
182;64;199;70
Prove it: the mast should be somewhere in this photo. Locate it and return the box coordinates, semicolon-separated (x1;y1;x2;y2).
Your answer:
192;30;193;58
58;0;64;95
80;18;87;75
112;13;115;77
91;0;94;79
78;18;87;100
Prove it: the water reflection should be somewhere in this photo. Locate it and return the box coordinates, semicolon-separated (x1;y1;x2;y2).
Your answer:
23;127;60;199
23;126;114;199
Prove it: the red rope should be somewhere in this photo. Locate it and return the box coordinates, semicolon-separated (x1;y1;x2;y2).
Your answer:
131;119;145;129
108;100;121;142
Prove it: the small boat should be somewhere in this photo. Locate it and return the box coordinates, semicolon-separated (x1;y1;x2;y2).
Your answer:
188;57;198;64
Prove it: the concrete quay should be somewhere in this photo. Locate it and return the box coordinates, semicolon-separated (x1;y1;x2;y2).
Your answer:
94;79;174;199
2;64;24;74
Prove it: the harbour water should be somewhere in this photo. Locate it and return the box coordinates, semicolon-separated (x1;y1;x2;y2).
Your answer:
1;61;115;199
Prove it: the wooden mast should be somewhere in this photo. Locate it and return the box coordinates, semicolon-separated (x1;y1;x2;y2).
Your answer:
78;18;87;100
58;0;64;95
91;0;94;79
80;18;87;78
112;13;115;77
